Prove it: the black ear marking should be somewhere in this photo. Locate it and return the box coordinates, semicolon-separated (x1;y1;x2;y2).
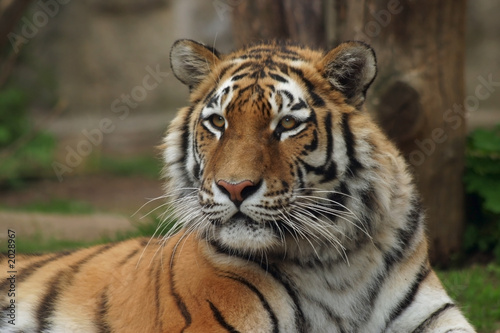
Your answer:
321;41;377;109
170;39;221;90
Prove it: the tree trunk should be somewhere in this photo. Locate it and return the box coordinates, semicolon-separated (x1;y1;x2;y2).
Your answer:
232;0;325;48
232;0;467;265
332;0;467;265
0;0;33;52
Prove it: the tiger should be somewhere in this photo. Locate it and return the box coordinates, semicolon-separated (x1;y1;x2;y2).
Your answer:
0;39;475;333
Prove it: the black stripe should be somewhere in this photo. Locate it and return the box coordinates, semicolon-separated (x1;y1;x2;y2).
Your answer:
192;159;201;181
358;185;377;236
0;250;73;292
289;67;325;107
231;73;248;81
360;203;423;322
209;240;257;262
192;118;202;181
327;182;349;214
117;248;140;266
323;113;333;160
169;246;192;331
37;243;116;331
203;88;217;104
217;65;230;82
298;112;335;179
206;94;219;108
154;260;164;332
207;300;240;333
221;273;280;333
37;274;74;330
411;303;456;333
291;99;307;111
139;238;150;247
269;73;288;83
296;164;306;190
96;290;112;333
265;264;306;332
180;106;195;164
221;86;230;96
280;90;294;105
207;247;302;331
383;202;423;269
341;113;363;177
277;63;290;76
321;112;337;183
94;246;141;332
356;203;425;327
303;130;318;154
250;68;267;79
385;264;431;329
230;62;255;77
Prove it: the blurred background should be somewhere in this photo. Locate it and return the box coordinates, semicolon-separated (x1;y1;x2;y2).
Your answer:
0;1;499;330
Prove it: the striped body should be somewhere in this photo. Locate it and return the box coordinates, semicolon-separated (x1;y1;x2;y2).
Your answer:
1;40;475;332
0;232;472;332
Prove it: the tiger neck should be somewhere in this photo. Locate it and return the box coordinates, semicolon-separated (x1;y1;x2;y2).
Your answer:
201;233;390;332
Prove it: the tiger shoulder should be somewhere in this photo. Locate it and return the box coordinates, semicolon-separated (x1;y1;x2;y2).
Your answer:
1;40;475;333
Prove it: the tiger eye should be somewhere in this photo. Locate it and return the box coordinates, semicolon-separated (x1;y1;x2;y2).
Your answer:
280;116;296;130
211;115;225;129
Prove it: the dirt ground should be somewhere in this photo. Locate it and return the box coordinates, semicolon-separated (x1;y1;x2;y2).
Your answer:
0;175;165;242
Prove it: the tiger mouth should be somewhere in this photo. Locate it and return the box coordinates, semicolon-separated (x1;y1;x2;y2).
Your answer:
213;212;284;233
207;212;282;254
227;212;260;227
210;212;254;226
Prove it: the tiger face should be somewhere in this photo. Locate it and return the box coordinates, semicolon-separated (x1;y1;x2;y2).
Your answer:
165;40;377;259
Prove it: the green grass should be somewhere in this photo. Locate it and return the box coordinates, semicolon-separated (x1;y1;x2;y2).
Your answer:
15;232;105;253
438;264;500;333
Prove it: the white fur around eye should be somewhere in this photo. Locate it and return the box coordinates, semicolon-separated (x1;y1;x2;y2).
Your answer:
200;80;236;139
269;79;311;140
278;123;308;141
202;115;225;139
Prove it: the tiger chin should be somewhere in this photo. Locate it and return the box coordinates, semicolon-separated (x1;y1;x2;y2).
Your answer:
1;40;475;333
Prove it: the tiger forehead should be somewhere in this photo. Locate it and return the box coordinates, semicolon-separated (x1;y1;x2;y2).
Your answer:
206;71;308;118
214;44;320;89
226;41;323;63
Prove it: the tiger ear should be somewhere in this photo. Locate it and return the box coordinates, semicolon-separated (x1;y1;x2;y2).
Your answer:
319;41;377;109
170;39;221;90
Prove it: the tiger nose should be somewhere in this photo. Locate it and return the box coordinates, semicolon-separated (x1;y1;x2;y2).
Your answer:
216;179;260;206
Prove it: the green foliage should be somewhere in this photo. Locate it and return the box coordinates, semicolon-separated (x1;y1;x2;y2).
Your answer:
0;89;28;145
438;264;500;333
464;125;500;263
15;232;105;254
0;88;56;186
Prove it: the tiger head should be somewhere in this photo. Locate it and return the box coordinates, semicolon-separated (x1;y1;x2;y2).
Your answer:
164;40;384;261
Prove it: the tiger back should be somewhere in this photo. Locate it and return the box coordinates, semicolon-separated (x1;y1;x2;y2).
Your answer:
1;40;475;332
